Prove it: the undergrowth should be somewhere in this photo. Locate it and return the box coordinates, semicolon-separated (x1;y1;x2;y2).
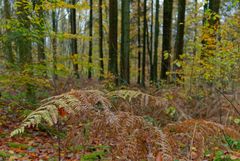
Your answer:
10;89;240;160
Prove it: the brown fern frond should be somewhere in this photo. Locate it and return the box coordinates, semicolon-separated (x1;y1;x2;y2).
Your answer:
66;111;173;160
163;119;240;161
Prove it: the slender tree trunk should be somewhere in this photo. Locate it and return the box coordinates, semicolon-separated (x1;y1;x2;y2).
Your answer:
120;0;130;84
193;0;198;56
88;0;93;79
52;10;58;80
174;0;186;60
3;0;14;65
141;0;147;87
137;0;141;84
99;0;104;80
109;0;118;85
203;0;209;25
70;0;79;78
16;0;32;65
153;0;160;83
161;0;173;80
149;0;154;81
36;0;45;65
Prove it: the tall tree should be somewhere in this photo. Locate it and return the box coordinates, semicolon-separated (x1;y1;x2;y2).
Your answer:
120;0;130;84
202;0;220;58
3;0;14;65
203;0;209;25
99;0;104;80
36;0;45;65
16;0;35;102
70;0;79;78
153;0;160;83
141;0;147;87
209;0;220;28
137;0;141;84
88;0;93;79
174;0;186;60
52;9;58;80
109;0;118;84
161;0;173;80
16;0;32;65
149;0;154;81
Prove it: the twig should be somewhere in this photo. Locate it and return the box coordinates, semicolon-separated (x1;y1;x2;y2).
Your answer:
215;88;240;116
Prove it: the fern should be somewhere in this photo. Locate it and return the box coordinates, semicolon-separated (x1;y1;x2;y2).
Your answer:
11;89;165;137
10;90;110;137
108;90;145;102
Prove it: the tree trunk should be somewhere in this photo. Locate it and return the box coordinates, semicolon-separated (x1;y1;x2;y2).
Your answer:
3;0;14;65
137;0;141;84
149;0;154;82
153;0;160;83
99;0;104;80
161;0;173;80
141;0;147;87
109;0;118;85
88;0;93;79
203;0;209;25
36;0;45;65
70;0;79;78
174;0;186;60
52;10;58;80
16;0;32;65
120;0;130;84
202;0;220;58
16;0;35;103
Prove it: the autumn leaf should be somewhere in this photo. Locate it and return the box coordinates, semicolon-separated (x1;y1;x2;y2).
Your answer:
156;152;163;161
58;107;68;117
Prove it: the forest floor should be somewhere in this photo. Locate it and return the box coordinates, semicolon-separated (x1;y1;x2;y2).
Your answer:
0;86;240;161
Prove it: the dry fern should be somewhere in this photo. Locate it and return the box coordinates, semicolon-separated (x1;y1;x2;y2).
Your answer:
163;119;240;160
66;111;173;160
11;89;174;160
11;90;111;137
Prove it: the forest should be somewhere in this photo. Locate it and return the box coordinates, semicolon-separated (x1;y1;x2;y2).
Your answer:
0;0;240;160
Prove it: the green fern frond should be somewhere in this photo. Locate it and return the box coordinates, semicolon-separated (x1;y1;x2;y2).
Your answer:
108;90;148;102
11;90;112;137
11;94;80;137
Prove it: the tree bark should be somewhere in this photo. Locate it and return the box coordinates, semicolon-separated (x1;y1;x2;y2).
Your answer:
70;0;79;78
153;0;160;83
52;10;58;80
141;0;147;87
120;0;130;84
99;0;104;80
137;0;141;84
88;0;93;79
174;0;186;60
149;0;154;82
36;0;45;65
161;0;173;80
3;0;14;65
109;0;118;85
16;0;32;65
